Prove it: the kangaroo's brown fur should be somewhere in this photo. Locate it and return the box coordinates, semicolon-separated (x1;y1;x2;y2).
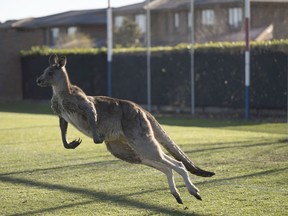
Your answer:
36;54;215;204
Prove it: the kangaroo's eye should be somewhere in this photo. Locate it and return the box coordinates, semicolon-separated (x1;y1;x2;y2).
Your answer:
48;71;54;76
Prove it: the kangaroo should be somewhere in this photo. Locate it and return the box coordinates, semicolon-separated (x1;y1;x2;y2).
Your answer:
36;54;215;204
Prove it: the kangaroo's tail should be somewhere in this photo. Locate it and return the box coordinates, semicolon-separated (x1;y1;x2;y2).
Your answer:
146;113;215;177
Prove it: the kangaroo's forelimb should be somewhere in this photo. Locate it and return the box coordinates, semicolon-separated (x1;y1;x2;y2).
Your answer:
59;117;82;149
82;102;105;144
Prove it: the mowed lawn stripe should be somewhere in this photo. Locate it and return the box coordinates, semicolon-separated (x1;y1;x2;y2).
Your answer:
0;108;287;216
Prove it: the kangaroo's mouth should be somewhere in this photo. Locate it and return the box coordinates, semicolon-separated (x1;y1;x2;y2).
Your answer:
36;78;49;87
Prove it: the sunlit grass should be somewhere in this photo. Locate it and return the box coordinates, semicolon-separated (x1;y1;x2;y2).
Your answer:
0;104;287;216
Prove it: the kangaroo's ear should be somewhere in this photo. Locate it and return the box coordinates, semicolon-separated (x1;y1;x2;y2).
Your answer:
58;56;67;68
49;54;58;66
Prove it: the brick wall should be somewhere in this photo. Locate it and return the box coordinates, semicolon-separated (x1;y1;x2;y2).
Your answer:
79;25;106;46
0;29;44;101
252;3;288;40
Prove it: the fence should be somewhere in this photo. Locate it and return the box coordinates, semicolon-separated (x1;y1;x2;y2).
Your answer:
21;49;287;113
22;54;107;100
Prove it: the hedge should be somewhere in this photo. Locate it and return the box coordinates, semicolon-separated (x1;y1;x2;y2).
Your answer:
21;40;288;112
20;39;288;56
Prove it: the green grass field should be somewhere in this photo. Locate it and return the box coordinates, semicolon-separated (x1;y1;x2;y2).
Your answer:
0;102;287;216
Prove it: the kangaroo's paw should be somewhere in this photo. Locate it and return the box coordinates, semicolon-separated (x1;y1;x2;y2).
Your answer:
66;138;82;149
93;134;105;144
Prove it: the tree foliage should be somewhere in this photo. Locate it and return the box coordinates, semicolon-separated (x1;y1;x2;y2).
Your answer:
113;18;142;48
55;32;95;49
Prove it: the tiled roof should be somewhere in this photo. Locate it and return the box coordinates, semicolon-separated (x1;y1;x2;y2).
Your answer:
114;0;241;12
0;9;106;29
114;0;288;12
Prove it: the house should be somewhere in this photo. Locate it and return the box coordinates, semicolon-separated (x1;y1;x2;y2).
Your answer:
0;9;107;47
1;0;288;101
0;9;106;101
113;0;288;45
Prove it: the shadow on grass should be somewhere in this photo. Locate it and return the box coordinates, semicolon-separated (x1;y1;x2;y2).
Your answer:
1;138;286;177
157;116;286;129
1;175;206;216
0;160;120;177
2;166;287;216
1;154;287;216
197;167;288;186
184;139;288;154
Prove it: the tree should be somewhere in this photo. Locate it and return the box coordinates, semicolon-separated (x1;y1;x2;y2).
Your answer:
113;18;142;47
55;32;94;49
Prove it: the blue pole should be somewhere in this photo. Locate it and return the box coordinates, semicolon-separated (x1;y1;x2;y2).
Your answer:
245;84;250;119
107;60;112;96
107;0;113;96
245;0;250;119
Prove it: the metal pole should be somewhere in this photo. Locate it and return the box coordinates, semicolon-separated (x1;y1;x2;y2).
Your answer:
190;0;195;115
107;0;113;96
146;0;151;112
245;0;250;119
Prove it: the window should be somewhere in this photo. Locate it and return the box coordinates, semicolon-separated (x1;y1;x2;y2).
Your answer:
50;27;59;45
135;14;146;33
229;8;243;28
115;16;124;28
67;26;77;36
202;9;214;25
174;12;180;28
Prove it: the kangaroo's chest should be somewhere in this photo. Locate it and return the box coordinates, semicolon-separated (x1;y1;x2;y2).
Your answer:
51;97;92;137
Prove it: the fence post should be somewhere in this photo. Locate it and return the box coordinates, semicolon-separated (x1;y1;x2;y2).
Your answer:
245;0;251;119
107;0;113;96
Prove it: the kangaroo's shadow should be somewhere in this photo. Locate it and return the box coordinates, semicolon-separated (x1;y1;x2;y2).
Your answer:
1;175;207;216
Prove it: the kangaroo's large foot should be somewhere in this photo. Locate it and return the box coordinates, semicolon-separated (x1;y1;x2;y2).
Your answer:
193;192;202;201
188;185;202;201
172;193;184;204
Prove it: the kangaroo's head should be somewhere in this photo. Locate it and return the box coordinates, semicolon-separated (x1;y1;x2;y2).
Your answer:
36;54;68;88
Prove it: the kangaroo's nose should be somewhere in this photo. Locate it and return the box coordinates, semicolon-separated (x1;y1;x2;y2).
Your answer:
36;77;43;85
36;78;41;84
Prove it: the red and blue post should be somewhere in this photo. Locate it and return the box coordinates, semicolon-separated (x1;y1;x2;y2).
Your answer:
245;0;250;119
107;0;113;96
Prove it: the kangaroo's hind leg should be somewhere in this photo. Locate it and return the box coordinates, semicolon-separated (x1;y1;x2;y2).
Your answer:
106;140;183;204
122;109;201;201
162;154;201;200
142;159;183;204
